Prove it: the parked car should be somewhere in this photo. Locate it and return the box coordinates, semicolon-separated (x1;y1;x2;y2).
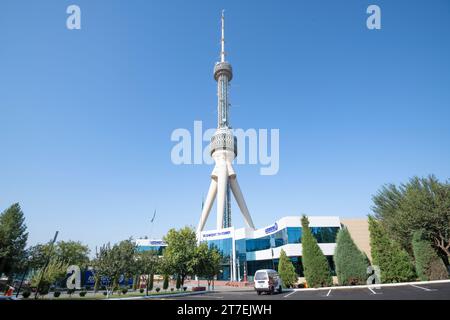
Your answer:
254;269;282;295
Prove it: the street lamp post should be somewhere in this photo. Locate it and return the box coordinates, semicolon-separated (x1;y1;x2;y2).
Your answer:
16;255;32;298
34;231;59;299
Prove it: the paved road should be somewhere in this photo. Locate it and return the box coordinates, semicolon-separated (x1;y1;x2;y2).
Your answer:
165;282;450;300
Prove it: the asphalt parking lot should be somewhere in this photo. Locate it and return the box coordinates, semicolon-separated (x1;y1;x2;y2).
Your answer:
167;282;450;300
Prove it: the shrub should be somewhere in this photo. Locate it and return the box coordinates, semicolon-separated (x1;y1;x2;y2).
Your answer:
183;286;187;292
301;215;333;287
121;288;128;295
79;291;87;297
53;291;61;298
139;288;144;293
412;230;448;281
334;228;368;285
278;249;297;288
369;216;416;283
22;290;31;299
163;275;169;290
103;291;107;296
170;288;174;292
155;287;160;292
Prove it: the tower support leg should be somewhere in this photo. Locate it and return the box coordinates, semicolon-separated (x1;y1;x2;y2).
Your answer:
216;161;229;229
229;177;256;229
197;178;218;233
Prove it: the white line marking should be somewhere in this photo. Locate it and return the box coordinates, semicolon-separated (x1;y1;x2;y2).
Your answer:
283;291;297;298
326;289;332;297
410;284;436;292
368;287;377;295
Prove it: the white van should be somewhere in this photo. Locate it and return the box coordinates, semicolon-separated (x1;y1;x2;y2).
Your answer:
254;269;283;295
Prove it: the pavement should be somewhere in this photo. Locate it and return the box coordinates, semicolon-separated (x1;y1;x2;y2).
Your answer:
162;281;450;300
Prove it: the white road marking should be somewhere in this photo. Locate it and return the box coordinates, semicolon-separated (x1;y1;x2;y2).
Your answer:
368;287;377;294
410;284;436;292
326;289;332;297
283;291;297;298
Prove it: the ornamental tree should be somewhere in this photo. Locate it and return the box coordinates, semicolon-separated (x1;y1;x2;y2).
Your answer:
301;215;332;287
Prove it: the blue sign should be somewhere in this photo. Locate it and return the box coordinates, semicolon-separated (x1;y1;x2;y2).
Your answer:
265;223;278;234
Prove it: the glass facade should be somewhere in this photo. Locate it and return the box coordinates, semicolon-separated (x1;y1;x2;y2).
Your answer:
136;246;165;255
245;227;339;253
232;226;339;281
206;237;233;281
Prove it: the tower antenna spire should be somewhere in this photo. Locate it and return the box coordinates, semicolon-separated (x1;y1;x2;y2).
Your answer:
221;9;225;62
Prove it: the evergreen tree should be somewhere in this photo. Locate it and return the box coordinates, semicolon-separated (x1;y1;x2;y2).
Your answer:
163;274;169;290
412;230;448;281
334;228;368;285
0;203;28;279
176;274;181;290
368;216;416;283
277;249;297;288
148;274;154;291
301;215;332;287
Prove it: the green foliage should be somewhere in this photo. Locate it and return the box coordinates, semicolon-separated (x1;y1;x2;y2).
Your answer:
22;290;31;298
92;239;137;293
163;274;169;290
412;230;448;281
31;258;69;294
28;240;90;270
300;215;332;287
277;249;297;288
372;176;450;259
155;287;160;292
368;216;416;283
0;203;28;278
176;274;181;289
53;291;61;298
189;242;221;284
334;228;368;285
163;227;197;285
79;291;87;297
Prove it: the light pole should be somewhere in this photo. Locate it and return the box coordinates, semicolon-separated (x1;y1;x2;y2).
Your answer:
16;255;32;298
34;231;59;299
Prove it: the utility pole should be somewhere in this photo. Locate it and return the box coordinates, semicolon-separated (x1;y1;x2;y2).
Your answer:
34;231;59;299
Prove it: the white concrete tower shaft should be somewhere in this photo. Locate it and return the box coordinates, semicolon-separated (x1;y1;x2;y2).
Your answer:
197;11;256;233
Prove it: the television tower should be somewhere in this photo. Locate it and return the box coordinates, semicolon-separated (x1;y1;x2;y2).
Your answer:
197;11;256;233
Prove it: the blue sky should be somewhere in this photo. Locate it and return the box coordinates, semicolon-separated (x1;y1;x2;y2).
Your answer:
1;0;449;252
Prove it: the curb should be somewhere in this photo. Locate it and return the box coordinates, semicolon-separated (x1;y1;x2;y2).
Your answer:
105;290;210;300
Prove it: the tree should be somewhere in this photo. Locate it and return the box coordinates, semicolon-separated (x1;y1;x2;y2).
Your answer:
0;203;28;280
55;241;90;268
30;258;69;295
163;274;169;290
372;176;450;265
136;250;159;295
92;240;137;297
28;241;90;270
368;216;416;283
334;228;368;285
189;242;221;288
92;243;116;296
163;227;197;286
300;215;332;287
278;249;297;288
412;230;448;281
